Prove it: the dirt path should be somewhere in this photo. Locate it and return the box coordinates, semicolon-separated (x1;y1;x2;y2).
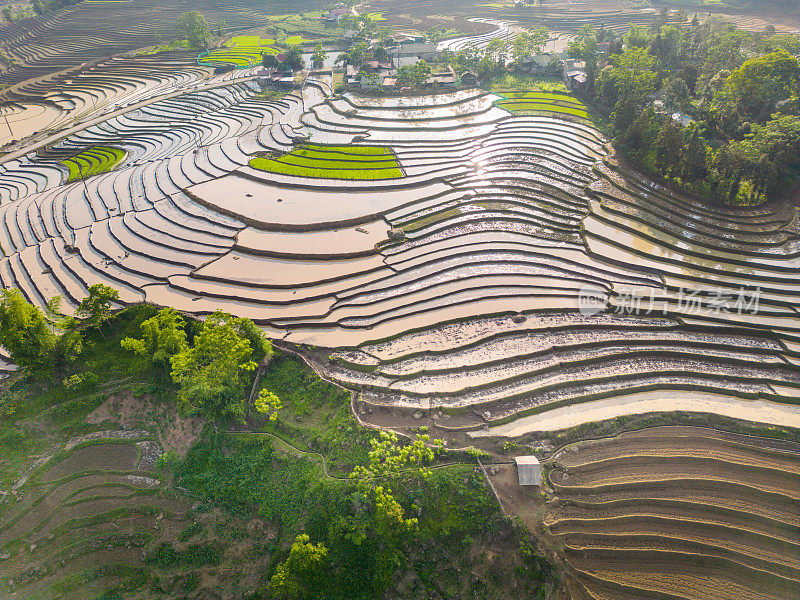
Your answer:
234;429;348;481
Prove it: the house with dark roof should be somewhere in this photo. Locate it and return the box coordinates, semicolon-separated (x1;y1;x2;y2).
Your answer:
424;65;458;88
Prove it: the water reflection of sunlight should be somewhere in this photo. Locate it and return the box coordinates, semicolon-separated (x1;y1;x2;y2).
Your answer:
471;154;488;178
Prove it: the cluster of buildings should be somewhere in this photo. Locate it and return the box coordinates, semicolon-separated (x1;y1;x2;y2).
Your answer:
346;61;469;91
259;9;612;95
514;41;616;92
339;32;464;91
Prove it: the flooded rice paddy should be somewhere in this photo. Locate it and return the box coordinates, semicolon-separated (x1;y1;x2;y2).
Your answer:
0;76;798;434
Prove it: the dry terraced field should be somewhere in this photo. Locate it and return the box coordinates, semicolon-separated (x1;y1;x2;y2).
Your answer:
543;426;800;600
0;431;271;599
0;0;325;86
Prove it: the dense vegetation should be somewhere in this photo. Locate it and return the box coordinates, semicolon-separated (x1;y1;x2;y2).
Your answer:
0;290;555;598
0;0;80;22
569;12;800;205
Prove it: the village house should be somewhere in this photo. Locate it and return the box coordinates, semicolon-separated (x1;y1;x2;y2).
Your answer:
519;53;559;75
424;65;458;88
388;33;439;61
672;111;694;127
320;7;358;26
346;64;359;85
357;60;397;90
562;58;587;92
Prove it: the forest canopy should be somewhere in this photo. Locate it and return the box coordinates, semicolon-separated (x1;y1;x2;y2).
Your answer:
571;14;800;205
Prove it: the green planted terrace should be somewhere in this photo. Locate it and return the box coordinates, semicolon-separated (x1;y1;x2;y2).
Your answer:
249;144;404;180
199;35;280;68
495;91;589;120
61;146;127;183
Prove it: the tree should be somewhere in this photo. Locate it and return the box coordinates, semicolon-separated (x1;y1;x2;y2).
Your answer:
720;113;800;200
372;44;388;62
508;27;549;68
169;311;266;424
397;60;431;88
284;45;304;71
45;296;83;372
680;125;709;185
662;77;690;112
619;107;659;160
176;11;210;49
0;289;56;369
311;43;327;66
725;49;800;120
654;118;684;179
611;47;658;101
255;389;282;421
214;19;226;35
345;41;368;67
373;485;418;540
77;283;119;333
350;431;444;484
269;535;329;600
342;431;437;584
568;24;598;70
121;307;188;373
262;53;281;70
624;24;653;49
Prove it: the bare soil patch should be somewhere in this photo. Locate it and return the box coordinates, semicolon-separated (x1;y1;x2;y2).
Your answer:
88;391;203;457
537;426;800;600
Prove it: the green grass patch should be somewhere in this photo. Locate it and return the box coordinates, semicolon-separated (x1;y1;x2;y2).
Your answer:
364;12;386;21
61;146;127;182
491;74;568;93
135;39;191;56
225;35;275;47
249;144;404;180
284;34;307;45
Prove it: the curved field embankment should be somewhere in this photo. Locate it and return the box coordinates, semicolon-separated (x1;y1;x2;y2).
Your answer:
0;0;321;87
0;78;797;435
250;144;404;180
62;146;127;182
542;426;800;600
0;430;271;599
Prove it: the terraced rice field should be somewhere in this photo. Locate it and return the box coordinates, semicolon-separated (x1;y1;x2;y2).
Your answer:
199;35;280;68
0;51;253;153
249;144;403;180
62;146;127;182
0;430;269;598
0;0;323;86
543;427;800;600
0;79;798;433
0;8;798;596
495;92;589;120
